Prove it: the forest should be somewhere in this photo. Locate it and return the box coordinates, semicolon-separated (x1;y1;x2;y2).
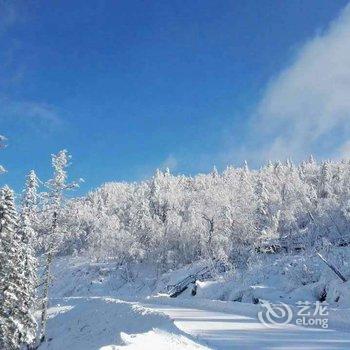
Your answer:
54;155;350;269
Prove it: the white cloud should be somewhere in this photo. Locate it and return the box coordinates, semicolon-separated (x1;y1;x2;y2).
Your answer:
160;154;178;171
0;3;60;132
0;98;62;128
253;3;350;161
338;139;350;158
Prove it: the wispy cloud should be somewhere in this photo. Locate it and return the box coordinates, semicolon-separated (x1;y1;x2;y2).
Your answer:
160;154;178;172
249;3;350;162
0;1;21;35
0;98;62;130
0;3;60;132
338;140;350;158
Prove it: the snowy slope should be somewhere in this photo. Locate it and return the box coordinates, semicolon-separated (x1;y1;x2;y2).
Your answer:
42;295;350;350
41;297;208;349
41;256;350;349
145;302;350;350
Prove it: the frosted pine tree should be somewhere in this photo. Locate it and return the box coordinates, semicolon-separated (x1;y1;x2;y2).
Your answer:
0;186;24;350
17;170;40;347
23;170;39;222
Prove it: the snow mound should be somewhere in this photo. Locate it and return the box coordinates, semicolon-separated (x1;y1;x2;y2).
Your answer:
111;329;209;349
41;297;205;350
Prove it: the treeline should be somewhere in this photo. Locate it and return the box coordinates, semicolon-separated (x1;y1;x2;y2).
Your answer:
40;157;350;271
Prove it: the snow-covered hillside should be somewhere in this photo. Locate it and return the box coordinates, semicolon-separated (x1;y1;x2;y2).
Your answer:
5;154;350;349
40;253;350;349
41;298;208;350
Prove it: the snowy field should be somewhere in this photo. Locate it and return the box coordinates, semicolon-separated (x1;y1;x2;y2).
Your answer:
38;256;350;349
41;295;350;350
146;302;350;349
41;297;208;350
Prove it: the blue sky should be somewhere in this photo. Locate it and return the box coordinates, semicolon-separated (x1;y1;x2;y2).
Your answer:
1;0;349;194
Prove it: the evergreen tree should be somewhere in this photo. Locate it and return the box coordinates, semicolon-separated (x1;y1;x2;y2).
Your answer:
18;170;40;347
22;170;39;221
0;186;23;349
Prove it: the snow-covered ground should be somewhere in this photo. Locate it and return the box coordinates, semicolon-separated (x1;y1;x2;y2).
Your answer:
41;297;208;349
40;255;350;349
145;302;350;349
42;295;350;350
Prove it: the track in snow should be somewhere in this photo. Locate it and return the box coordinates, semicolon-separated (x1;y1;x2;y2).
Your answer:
145;303;350;350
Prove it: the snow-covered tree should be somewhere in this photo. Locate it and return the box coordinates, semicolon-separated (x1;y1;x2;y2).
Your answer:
0;186;27;349
22;170;39;221
37;150;79;345
18;170;40;347
29;155;350;275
